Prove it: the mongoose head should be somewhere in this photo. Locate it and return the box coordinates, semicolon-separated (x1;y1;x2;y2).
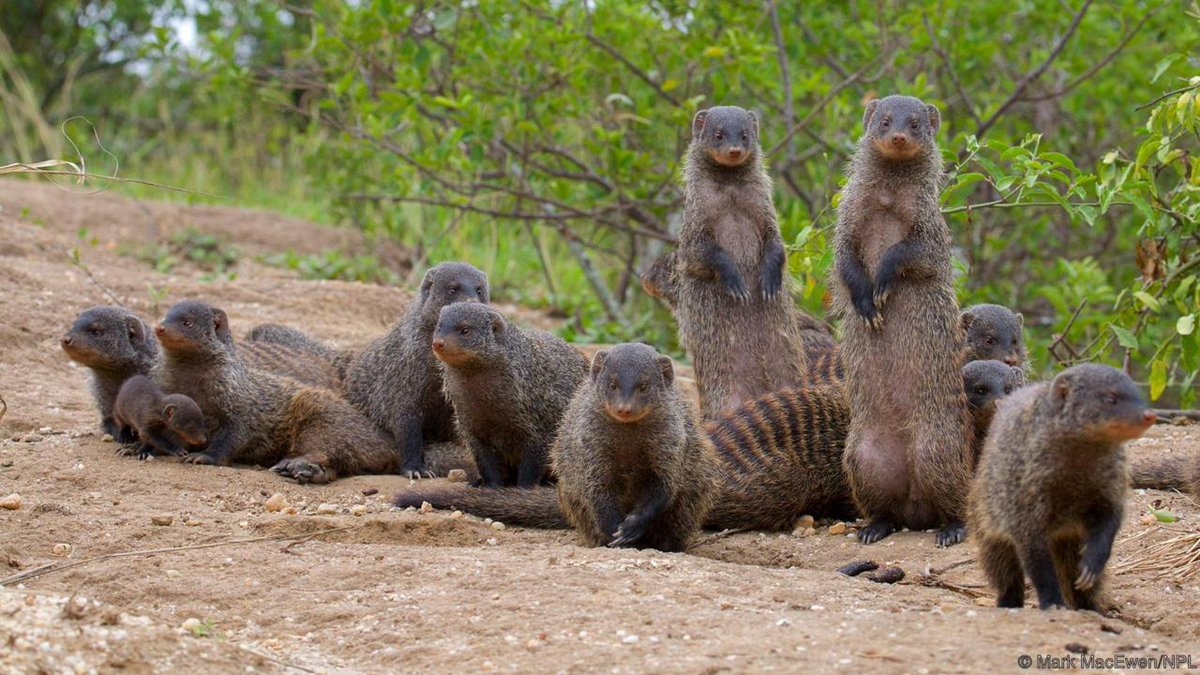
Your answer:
1049;363;1156;443
861;95;940;161
691;106;760;168
161;393;208;447
431;302;507;369
963;360;1025;433
416;262;490;328
61;306;157;371
962;304;1026;367
155;300;234;357
590;343;675;424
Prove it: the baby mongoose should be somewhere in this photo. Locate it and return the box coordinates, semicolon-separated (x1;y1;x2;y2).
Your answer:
673;105;825;419
962;304;1026;368
969;364;1155;610
834;95;974;546
433;302;587;487
342;262;490;478
552;343;718;551
155;300;398;482
963;359;1026;462
112;375;207;459
61;306;160;442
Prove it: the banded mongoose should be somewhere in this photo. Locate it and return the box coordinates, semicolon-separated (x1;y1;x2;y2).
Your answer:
962;303;1026;368
393;361;1016;533
673;105;827;419
834;94;975;546
61;306;160;443
341;262;490;478
245;323;337;359
112;375;207;459
963;359;1026;462
154;300;398;483
432;302;588;487
239;340;342;390
1130;451;1199;493
969;363;1155;609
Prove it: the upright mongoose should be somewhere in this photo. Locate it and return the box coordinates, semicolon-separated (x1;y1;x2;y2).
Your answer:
969;364;1155;609
1130;451;1199;493
394;360;1017;533
154;300;398;483
432;302;588;487
61;306;160;442
962;303;1026;368
834;95;975;546
673;105;828;419
963;359;1026;462
340;262;490;478
112;375;207;459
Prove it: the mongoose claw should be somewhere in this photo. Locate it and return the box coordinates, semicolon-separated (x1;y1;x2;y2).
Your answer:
114;427;139;445
723;276;751;303
271;458;333;485
873;287;891;309
182;452;218;465
607;529;639;548
934;522;966;548
1075;566;1099;591
114;445;137;458
856;519;896;544
868;313;884;330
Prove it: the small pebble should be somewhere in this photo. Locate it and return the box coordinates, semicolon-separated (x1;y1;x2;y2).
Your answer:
150;514;174;526
316;503;338;515
181;618;202;632
101;434;115;443
419;501;434;514
974;596;993;607
19;433;43;443
238;520;249;528
185;519;202;527
865;566;905;584
166;569;181;579
0;494;21;510
447;469;468;483
1065;642;1089;655
284;507;298;516
491;521;506;531
622;635;639;644
264;493;288;513
37;427;52;434
828;522;847;535
361;488;379;496
449;510;464;519
351;505;367;516
794;515;815;530
485;538;498;546
51;543;71;557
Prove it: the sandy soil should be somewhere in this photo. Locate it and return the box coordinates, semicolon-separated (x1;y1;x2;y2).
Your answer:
1;178;1198;673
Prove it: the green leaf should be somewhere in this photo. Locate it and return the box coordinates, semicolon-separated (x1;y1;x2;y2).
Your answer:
1110;325;1139;350
1178;314;1195;336
1149;506;1178;523
1149;358;1168;401
702;45;726;58
1135;136;1163;173
1152;54;1183;83
1134;291;1161;312
1040;152;1078;173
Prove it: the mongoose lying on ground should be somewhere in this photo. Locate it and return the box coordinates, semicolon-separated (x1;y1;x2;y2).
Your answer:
433;302;587;487
61;306;160;443
112;374;207;459
969;363;1155;610
834;95;974;547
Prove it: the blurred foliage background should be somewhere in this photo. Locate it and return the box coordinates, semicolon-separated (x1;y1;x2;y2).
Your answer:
3;1;1200;402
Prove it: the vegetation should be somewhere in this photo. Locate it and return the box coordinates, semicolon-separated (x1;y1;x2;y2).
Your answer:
3;1;1200;399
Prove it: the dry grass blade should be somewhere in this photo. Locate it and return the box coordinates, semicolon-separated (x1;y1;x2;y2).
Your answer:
0;159;84;177
1113;529;1200;583
0;393;6;424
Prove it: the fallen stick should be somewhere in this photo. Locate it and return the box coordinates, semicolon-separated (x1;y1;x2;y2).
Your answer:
0;526;357;587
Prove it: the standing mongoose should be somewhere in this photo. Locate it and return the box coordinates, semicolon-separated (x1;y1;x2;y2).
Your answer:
340;262;490;478
969;363;1155;609
963;359;1026;463
834;95;975;546
962;304;1026;368
154;300;399;483
673;106;828;419
432;302;588;487
1130;451;1199;493
394;360;1018;533
61;306;160;443
112;374;207;459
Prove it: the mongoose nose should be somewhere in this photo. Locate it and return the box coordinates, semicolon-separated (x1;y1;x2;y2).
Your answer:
154;325;166;336
1143;410;1158;425
1003;356;1020;366
727;147;743;158
616;406;632;418
890;133;908;146
431;338;446;351
61;336;72;346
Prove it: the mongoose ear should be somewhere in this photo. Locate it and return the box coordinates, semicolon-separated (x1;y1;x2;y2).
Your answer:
590;350;609;381
927;104;941;133
656;355;675;385
692;109;709;139
489;312;505;335
125;316;146;344
1052;372;1072;404
1015;312;1024;329
163;404;176;421
419;268;436;303
862;99;880;129
212;309;232;343
959;310;975;332
747;110;759;138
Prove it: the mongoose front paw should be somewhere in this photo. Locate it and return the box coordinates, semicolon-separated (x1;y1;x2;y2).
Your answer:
182;452;219;465
873;286;892;310
114;445;138;458
607;516;647;547
114;427;138;445
723;274;751;303
761;271;783;301
934;521;966;548
1075;564;1102;591
401;460;432;481
856;519;895;544
271;458;334;485
852;294;881;327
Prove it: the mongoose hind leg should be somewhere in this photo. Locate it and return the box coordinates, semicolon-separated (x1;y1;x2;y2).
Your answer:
857;519;897;544
935;521;967;548
271;456;336;485
1050;535;1094;611
979;537;1025;608
1018;539;1067;610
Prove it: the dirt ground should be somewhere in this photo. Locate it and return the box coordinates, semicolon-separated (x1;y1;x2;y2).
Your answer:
1;178;1198;673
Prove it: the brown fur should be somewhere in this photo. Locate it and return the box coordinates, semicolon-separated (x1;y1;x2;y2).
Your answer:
969;364;1153;610
112;374;207;460
673;106;827;419
154;300;398;484
239;340;342;390
833;95;974;546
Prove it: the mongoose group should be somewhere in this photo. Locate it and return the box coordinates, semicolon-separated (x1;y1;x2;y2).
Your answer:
60;96;1169;612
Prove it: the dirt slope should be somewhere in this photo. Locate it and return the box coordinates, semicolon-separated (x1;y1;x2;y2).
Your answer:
0;178;1197;673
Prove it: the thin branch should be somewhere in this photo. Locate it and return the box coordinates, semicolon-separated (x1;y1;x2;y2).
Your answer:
1136;82;1200;111
767;0;797;166
923;13;980;126
1019;9;1155;102
767;55;882;158
974;0;1094;139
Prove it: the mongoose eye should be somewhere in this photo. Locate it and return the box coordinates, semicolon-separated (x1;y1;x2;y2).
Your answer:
740;131;748;142
609;382;618;391
881;119;890;129
448;286;458;295
459;327;470;335
985;337;994;345
476;287;484;297
714;130;724;141
638;383;648;393
1105;394;1118;405
183;319;193;328
910;119;919;130
975;387;988;395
